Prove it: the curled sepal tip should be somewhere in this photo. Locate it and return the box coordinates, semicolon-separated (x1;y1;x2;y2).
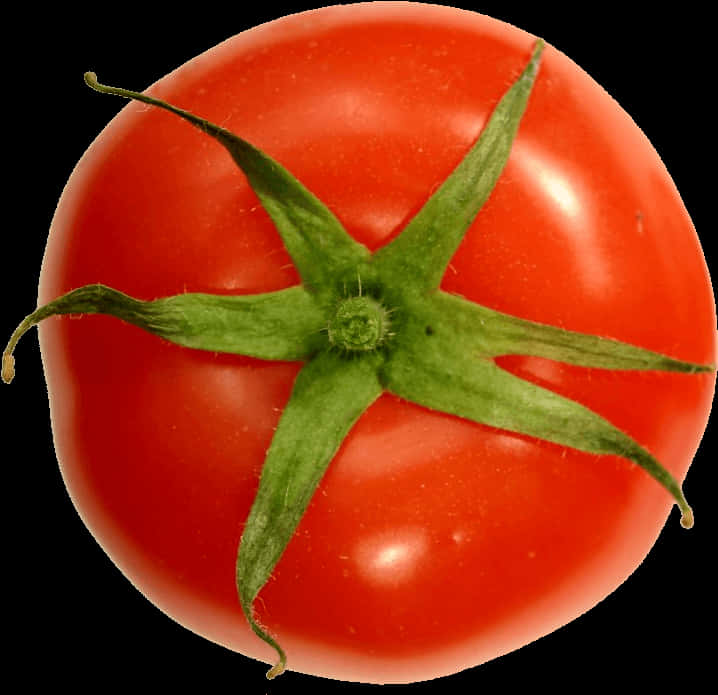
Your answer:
242;611;286;679
680;504;694;529
267;661;286;680
3;311;40;384
2;353;15;384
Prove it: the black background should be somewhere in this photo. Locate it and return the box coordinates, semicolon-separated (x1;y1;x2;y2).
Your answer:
2;2;713;691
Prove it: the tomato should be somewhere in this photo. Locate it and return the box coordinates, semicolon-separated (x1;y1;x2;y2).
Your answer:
4;1;714;688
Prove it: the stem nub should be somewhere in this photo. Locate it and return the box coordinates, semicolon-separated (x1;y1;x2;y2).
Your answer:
327;296;390;353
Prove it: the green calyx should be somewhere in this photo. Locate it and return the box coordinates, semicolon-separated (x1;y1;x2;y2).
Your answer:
5;39;713;678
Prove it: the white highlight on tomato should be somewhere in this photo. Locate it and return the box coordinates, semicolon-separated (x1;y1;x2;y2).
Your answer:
355;528;428;588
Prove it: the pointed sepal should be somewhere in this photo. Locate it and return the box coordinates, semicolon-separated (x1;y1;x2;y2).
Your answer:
235;350;383;677
427;290;714;373
2;284;326;383
380;314;694;528
84;73;369;291
372;40;544;292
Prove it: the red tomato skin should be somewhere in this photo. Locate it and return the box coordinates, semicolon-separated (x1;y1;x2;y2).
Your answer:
36;3;714;683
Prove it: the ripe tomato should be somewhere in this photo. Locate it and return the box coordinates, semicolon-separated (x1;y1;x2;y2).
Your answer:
5;1;714;687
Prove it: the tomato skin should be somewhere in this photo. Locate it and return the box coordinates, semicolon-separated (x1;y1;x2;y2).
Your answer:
9;1;714;685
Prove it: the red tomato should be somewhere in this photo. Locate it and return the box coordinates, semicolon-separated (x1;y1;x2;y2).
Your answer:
6;2;714;686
